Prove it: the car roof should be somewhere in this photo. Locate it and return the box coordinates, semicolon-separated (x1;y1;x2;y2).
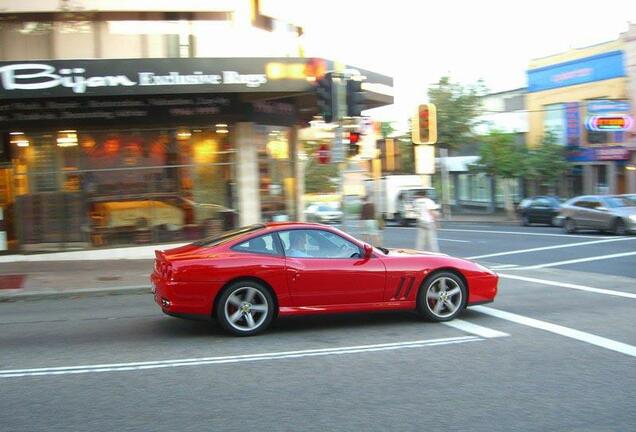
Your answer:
263;221;334;230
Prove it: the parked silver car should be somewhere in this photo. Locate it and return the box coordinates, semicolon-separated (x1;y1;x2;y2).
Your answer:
557;195;636;235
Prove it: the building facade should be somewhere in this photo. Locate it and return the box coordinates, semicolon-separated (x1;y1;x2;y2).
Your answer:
527;39;632;197
0;1;393;252
442;88;527;213
623;23;636;192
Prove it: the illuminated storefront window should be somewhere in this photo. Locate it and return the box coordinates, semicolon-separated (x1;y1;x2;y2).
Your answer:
8;126;235;250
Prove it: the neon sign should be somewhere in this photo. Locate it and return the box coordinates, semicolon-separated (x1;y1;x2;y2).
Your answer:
585;115;633;132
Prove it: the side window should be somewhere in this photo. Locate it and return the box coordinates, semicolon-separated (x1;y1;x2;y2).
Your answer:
573;199;588;208
231;233;281;256
589;201;602;210
279;229;361;259
534;198;551;207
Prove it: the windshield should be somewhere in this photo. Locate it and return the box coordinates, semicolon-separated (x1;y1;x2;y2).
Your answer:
193;224;265;247
317;205;334;212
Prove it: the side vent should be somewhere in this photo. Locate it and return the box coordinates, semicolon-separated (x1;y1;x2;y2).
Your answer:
392;275;416;300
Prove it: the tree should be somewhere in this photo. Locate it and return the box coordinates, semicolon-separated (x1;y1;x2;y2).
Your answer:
427;76;486;152
471;130;525;219
303;142;338;194
525;131;570;195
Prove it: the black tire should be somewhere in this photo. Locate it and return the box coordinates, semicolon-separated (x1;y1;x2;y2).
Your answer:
564;218;577;234
613;218;627;236
417;271;467;322
216;280;275;336
521;214;530;226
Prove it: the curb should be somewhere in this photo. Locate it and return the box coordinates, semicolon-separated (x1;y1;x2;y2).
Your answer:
441;219;520;225
0;285;151;302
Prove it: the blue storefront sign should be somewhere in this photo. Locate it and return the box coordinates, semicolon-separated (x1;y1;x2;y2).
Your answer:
587;99;630;114
527;51;625;93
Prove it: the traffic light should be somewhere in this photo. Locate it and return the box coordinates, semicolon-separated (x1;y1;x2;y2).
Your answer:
346;79;365;117
315;73;334;123
411;103;437;145
347;131;361;157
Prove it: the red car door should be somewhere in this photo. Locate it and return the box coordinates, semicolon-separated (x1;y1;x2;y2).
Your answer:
279;229;386;306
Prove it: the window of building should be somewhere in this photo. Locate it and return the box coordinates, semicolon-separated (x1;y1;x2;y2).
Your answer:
9;126;236;251
254;125;294;222
544;103;566;145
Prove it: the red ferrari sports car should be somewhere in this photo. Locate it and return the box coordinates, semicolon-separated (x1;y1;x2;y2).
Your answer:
151;222;498;336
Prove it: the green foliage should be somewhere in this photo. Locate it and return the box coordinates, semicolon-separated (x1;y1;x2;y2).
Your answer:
427;76;487;150
398;140;414;174
304;142;338;193
525;130;570;188
472;130;525;179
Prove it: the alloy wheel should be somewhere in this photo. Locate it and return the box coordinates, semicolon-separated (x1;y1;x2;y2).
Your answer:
425;276;463;319
223;286;269;332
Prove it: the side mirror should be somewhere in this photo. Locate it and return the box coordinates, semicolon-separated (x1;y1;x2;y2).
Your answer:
363;243;373;259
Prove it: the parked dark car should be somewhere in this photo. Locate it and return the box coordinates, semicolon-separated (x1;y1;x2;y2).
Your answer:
518;196;563;226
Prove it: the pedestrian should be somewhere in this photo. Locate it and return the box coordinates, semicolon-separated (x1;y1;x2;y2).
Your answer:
415;190;440;252
359;195;379;245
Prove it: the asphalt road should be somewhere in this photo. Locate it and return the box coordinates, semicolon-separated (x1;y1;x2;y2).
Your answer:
1;223;635;432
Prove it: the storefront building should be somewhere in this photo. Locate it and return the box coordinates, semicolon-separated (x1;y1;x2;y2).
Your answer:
527;39;632;196
0;4;393;252
623;23;636;192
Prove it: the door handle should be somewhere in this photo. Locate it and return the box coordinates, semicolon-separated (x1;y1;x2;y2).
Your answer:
289;269;300;281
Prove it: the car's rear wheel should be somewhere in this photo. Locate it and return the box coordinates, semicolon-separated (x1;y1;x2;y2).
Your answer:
217;281;274;336
564;218;577;234
613;218;627;236
417;272;467;322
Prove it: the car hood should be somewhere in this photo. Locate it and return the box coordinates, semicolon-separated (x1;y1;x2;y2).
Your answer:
611;207;636;217
383;248;449;257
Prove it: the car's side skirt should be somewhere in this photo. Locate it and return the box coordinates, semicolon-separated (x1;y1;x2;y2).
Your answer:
279;301;417;317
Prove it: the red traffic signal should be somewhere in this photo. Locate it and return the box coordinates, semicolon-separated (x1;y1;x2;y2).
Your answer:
411;103;437;145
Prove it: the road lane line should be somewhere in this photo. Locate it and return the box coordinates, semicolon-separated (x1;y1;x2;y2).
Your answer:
438;238;471;243
442;319;510;338
0;336;482;378
519;251;636;269
466;237;636;260
489;264;519;269
439;228;618;239
473;306;636;358
499;274;636;299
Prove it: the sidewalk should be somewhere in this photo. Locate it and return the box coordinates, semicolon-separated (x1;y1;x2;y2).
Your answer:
0;259;154;301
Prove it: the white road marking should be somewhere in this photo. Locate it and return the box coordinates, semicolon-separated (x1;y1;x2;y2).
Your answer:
442;319;510;338
438;238;471;243
466;237;636;260
489;264;519;269
439;228;618;239
0;336;482;379
517;251;636;269
473;306;636;358
499;273;636;299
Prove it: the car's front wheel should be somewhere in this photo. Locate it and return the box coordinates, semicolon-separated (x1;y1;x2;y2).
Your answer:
217;281;274;336
613;218;627;236
417;272;467;322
